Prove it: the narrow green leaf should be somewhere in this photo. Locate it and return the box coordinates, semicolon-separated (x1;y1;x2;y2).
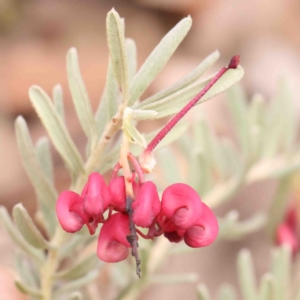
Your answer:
128;16;192;106
56;253;100;280
295;287;300;300
0;206;43;264
13;204;49;249
217;284;237;300
15;117;57;208
131;109;158;121
157;148;183;187
67;48;98;145
29;86;85;175
271;246;291;300
15;279;42;297
106;9;129;102
188;151;212;195
150;273;198;284
277;79;297;153
64;292;83;300
35;137;54;183
126;38;137;82
196;284;211;300
141;50;220;106
53;271;98;298
237;249;257;300
52;84;65;122
137;76;210;115
219;212;266;240
267;175;293;240
105;58;120;120
259;274;276;300
227;84;251;158
14;251;39;289
138;66;244;118
123;121;147;147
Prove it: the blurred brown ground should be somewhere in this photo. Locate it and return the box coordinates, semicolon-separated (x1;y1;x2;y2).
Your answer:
1;0;300;299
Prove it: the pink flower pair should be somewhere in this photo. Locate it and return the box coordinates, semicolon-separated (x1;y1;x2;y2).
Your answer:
157;183;218;248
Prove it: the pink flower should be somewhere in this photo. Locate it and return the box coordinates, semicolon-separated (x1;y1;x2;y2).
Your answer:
276;223;298;254
82;173;111;216
160;183;202;230
97;213;131;262
132;181;161;228
276;207;299;255
56;191;89;233
184;203;219;248
109;176;126;212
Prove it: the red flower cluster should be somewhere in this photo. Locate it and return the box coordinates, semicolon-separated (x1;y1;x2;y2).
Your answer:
56;169;219;264
56;56;241;275
276;207;299;255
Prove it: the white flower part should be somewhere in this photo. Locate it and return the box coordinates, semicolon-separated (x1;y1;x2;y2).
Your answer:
139;149;156;173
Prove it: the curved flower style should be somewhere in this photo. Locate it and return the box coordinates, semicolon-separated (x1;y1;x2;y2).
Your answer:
97;213;131;262
160;183;202;230
56;191;89;233
184;203;219;248
132;181;161;228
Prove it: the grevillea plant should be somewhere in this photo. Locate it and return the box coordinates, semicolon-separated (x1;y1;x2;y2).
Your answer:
2;7;300;300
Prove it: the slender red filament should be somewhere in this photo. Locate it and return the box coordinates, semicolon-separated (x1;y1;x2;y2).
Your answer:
147;55;240;152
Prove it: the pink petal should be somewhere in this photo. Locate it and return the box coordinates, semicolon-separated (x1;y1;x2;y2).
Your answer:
184;203;218;248
109;176;126;212
97;213;131;263
161;183;202;230
276;223;298;255
56;191;87;233
82;173;111;216
132;181;161;228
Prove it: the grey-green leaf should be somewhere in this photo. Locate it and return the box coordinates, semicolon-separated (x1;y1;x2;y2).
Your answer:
106;9;129;103
67;48;98;145
15;117;57;209
52;84;65;122
128;16;192;106
15;279;42;297
35;137;54;183
126;38;137;83
53;271;98;298
138;66;244;118
141;50;220;106
0;206;43;264
196;284;211;300
237;249;257;300
56;253;100;280
131;109;158;121
13;203;49;249
29;86;85;175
